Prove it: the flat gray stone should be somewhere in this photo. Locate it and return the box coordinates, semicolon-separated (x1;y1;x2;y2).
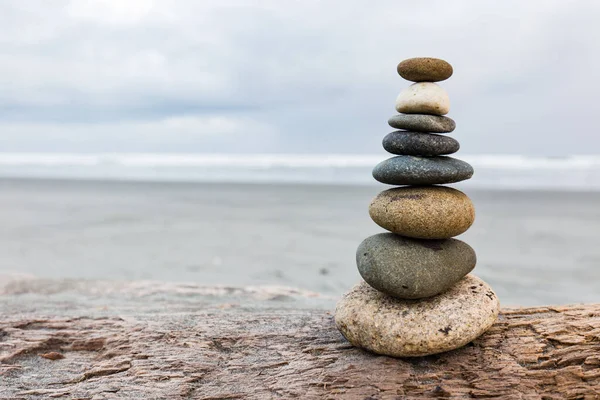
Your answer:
388;114;456;133
356;233;476;299
383;131;459;156
335;275;500;357
372;156;473;185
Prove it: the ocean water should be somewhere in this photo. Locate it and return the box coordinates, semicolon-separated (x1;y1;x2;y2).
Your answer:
1;173;600;307
2;153;600;190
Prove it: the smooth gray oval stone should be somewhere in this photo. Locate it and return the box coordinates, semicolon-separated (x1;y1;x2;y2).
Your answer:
357;233;476;299
372;155;473;185
388;114;455;133
383;131;459;156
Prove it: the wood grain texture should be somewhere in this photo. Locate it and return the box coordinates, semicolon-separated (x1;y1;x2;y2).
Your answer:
2;301;600;399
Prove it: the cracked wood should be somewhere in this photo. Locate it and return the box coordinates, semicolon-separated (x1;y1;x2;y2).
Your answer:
1;305;600;399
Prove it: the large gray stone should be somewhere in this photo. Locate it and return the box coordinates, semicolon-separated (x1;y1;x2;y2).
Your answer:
383;131;459;156
335;275;500;357
372;155;473;185
356;233;476;299
388;114;456;133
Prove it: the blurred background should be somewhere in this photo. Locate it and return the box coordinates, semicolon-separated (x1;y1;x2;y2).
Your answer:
1;0;600;307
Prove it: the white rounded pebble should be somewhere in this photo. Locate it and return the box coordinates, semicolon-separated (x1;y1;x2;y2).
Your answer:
395;82;450;116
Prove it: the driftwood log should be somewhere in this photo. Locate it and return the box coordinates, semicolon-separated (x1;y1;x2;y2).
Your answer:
1;277;600;399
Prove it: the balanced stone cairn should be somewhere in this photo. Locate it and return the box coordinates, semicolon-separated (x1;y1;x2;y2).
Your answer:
335;57;500;357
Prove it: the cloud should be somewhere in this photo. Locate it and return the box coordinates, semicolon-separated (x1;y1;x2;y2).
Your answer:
0;0;599;154
0;115;277;152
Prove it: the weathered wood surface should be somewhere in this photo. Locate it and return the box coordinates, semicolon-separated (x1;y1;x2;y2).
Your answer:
1;278;600;399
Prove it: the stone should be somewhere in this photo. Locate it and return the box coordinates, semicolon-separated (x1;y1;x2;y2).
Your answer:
383;131;460;156
372;155;473;185
356;233;476;299
388;114;456;133
397;57;453;82
335;275;500;357
396;83;450;115
369;186;475;239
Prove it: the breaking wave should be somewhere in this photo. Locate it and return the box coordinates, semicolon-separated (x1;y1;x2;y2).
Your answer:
1;153;600;190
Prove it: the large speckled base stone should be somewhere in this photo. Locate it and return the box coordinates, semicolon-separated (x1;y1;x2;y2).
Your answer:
372;155;474;186
397;57;453;82
356;233;476;299
335;275;499;357
369;186;475;239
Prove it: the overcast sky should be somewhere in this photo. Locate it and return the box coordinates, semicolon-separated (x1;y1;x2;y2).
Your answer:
1;0;599;155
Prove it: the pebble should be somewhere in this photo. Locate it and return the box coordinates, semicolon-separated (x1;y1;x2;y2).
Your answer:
372;155;473;186
397;57;453;82
357;233;476;299
388;114;455;133
335;275;499;357
383;131;459;156
369;186;475;239
395;83;450;116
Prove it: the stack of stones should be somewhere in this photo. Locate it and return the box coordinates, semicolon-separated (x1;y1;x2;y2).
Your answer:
335;57;500;357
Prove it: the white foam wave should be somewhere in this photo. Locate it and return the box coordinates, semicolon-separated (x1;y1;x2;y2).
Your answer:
1;153;599;170
2;153;600;190
0;153;381;168
465;155;600;170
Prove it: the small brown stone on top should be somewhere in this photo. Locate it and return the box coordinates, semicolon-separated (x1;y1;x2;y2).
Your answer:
397;57;453;82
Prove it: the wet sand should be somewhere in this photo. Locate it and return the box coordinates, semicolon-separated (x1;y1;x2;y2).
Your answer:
1;178;600;307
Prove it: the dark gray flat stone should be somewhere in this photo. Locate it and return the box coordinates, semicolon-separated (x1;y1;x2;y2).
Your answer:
356;233;476;299
372;156;473;185
383;131;460;156
388;114;456;133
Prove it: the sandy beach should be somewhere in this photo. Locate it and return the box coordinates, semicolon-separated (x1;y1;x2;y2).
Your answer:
1;178;599;307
